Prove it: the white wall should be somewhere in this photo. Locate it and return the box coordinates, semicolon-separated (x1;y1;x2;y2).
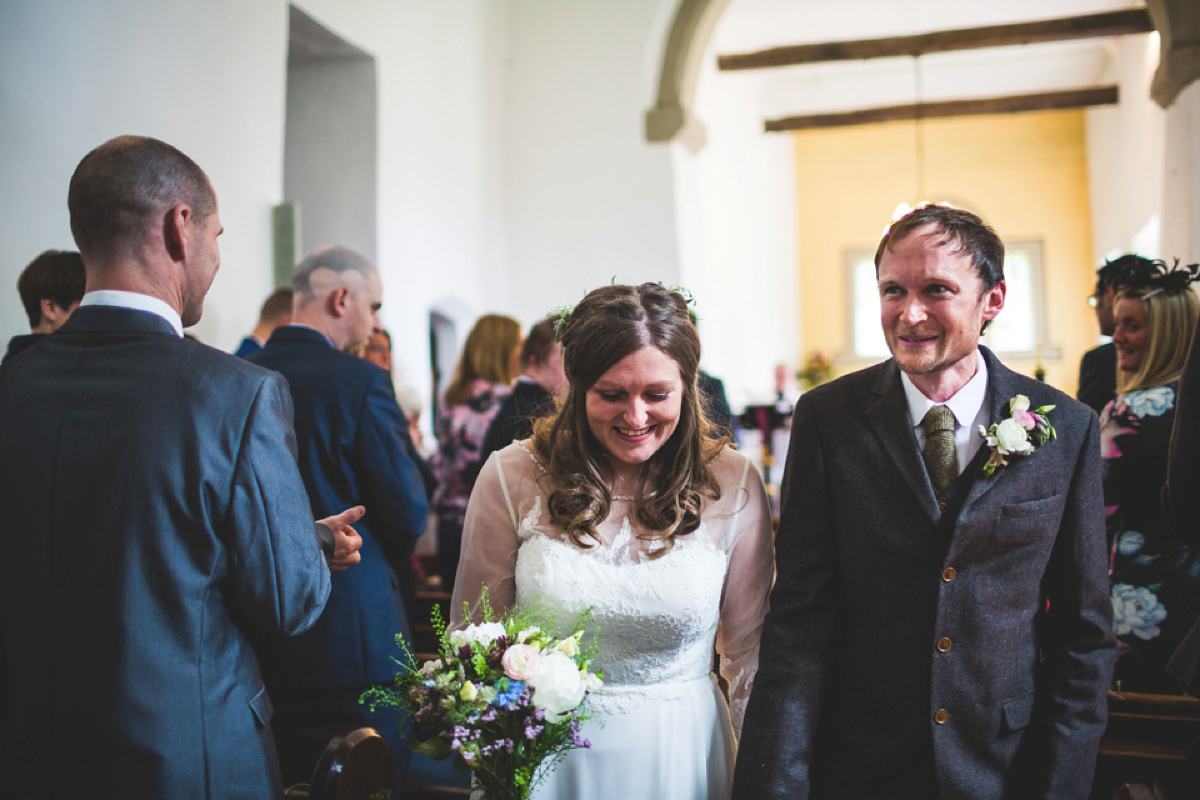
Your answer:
0;0;289;349
501;0;682;324
1086;33;1168;263
681;50;801;411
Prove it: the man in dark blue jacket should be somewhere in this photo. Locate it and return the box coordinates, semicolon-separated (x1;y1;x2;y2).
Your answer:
249;245;429;793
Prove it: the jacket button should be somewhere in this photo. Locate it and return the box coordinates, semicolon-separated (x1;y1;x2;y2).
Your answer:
942;567;957;582
934;708;949;724
936;637;953;653
938;501;947;512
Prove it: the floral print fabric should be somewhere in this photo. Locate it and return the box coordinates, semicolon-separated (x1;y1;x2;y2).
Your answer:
1101;382;1200;691
432;379;511;527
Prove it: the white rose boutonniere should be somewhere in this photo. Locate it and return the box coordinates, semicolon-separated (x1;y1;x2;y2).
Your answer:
976;394;1056;476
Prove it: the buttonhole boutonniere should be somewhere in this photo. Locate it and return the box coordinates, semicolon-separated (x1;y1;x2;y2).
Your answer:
977;394;1056;476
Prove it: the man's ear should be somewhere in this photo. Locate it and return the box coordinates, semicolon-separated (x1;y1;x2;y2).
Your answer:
164;204;191;262
981;280;1006;322
328;285;350;318
39;298;59;326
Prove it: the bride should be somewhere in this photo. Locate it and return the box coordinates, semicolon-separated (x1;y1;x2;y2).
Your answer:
451;283;774;800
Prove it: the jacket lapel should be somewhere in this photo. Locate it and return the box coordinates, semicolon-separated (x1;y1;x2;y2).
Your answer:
868;360;941;525
960;346;1010;512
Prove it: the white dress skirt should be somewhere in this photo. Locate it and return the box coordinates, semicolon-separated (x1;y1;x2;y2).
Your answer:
452;443;774;800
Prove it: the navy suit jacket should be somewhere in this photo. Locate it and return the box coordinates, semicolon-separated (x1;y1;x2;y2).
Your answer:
1077;342;1116;415
249;326;429;689
0;306;332;799
734;347;1115;800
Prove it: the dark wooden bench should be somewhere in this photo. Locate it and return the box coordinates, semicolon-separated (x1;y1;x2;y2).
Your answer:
1092;690;1200;799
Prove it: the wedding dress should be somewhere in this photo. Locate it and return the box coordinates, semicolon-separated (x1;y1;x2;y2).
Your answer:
451;443;773;800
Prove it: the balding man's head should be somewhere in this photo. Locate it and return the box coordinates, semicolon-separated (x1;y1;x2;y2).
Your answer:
68;135;215;260
290;246;382;353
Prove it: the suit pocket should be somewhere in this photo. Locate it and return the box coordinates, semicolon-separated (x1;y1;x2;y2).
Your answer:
1001;689;1034;733
1001;494;1062;519
248;684;274;728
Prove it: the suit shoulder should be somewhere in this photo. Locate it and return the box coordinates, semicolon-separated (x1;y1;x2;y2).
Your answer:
795;360;887;410
180;337;280;384
1000;367;1095;423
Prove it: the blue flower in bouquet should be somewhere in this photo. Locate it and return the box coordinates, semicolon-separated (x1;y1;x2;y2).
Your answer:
1125;386;1174;418
492;678;526;708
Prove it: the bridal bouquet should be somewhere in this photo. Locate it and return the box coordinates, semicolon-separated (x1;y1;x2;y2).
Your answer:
363;594;602;800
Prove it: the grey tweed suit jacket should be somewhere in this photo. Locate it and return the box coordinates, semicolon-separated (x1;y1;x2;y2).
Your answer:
0;306;333;799
733;346;1116;800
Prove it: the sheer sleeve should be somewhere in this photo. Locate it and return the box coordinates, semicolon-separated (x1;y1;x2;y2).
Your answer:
449;449;523;627
714;451;775;739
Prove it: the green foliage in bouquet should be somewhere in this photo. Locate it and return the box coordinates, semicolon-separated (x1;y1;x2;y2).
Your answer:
362;590;603;800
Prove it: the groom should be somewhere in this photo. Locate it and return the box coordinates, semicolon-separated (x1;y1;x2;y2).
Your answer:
733;205;1116;799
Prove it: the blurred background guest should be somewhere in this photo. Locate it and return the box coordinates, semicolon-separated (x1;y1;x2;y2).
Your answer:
479;316;565;464
1101;260;1200;692
5;249;85;364
1079;255;1159;415
233;286;292;358
431;313;521;589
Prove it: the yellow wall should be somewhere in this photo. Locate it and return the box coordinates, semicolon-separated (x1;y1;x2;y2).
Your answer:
793;109;1097;394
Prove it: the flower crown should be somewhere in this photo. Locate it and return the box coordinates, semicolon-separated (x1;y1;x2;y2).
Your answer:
549;283;698;342
1128;259;1200;300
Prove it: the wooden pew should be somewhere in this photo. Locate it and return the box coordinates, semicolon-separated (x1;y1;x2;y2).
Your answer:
1093;690;1200;799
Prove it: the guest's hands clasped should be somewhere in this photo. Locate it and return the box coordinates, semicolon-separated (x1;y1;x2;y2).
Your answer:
318;505;366;571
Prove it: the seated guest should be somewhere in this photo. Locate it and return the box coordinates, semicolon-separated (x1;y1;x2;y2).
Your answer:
1101;260;1200;692
4;250;86;363
234;286;292;357
1079;255;1159;414
479;317;565;464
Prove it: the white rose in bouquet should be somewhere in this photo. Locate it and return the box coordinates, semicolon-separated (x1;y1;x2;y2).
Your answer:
528;650;586;722
448;621;507;650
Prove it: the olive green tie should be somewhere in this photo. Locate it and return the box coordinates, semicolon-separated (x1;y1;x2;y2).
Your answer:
922;405;958;496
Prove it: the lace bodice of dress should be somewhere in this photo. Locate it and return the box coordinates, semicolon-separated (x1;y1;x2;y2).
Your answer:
451;442;775;735
515;498;727;703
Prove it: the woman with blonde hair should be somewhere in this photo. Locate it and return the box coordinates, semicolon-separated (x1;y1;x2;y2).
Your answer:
1101;260;1200;691
432;313;522;588
451;283;773;800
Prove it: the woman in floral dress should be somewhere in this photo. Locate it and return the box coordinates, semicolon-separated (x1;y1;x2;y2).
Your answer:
1101;265;1200;692
433;314;522;589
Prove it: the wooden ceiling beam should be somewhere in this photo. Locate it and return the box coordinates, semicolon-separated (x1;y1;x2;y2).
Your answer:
764;85;1119;132
720;8;1153;71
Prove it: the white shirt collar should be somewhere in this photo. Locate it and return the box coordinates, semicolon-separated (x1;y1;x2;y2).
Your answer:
901;349;989;431
79;290;184;337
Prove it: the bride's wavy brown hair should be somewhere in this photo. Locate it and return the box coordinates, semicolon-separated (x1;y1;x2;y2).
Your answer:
530;283;726;556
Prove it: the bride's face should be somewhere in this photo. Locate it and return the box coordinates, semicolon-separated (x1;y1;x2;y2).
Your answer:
585;345;683;473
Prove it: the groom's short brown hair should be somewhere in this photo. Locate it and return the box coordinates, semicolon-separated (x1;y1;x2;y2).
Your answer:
874;204;1005;292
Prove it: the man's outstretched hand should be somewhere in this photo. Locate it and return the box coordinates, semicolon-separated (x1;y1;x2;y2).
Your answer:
318;505;365;571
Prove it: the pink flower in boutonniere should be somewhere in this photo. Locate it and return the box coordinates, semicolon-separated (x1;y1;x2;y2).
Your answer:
977;394;1056;476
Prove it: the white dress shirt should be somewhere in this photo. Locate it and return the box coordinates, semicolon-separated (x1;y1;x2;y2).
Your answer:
79;290;184;337
901;349;990;475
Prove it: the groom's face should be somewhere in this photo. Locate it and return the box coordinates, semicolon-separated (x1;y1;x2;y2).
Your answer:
878;226;1004;382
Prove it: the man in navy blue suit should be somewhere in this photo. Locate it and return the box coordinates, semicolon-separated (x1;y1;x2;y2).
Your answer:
0;135;364;799
249;245;429;793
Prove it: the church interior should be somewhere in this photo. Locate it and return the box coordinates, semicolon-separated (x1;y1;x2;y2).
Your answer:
3;0;1200;797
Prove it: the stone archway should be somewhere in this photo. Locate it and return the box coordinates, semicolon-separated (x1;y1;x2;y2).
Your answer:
643;0;727;151
645;0;1200;149
1148;0;1200;108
